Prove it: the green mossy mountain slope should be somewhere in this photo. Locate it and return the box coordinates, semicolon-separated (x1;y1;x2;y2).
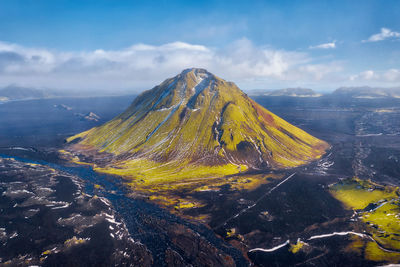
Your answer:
66;68;328;183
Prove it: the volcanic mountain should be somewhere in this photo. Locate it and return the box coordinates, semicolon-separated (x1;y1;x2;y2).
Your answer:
66;68;328;184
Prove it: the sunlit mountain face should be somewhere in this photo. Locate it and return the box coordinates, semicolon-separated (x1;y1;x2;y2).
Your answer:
64;69;328;186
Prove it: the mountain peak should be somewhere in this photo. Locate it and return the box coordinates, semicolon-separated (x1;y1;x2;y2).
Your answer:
181;67;209;75
133;68;239;114
178;68;221;86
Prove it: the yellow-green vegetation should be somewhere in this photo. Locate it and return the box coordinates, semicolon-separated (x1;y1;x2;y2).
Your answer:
330;177;398;210
64;68;328;203
194;173;279;192
175;201;197;210
228;174;281;191
94;184;103;189
94;158;246;187
346;236;400;263
41;250;52;255
153;196;204;211
365;241;400;262
143;173;282;220
330;177;400;263
148;195;177;206
124;166;280;199
64;150;282;216
226;228;236;238
93;158;279;192
363;201;400;251
64;236;89;248
289;239;307;254
192;214;211;223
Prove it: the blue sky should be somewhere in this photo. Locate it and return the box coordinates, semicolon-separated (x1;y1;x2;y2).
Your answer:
0;0;399;92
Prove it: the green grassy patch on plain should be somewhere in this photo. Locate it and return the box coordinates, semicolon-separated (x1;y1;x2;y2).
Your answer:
363;201;400;251
365;241;400;262
330;177;398;210
95;158;247;187
330;177;400;262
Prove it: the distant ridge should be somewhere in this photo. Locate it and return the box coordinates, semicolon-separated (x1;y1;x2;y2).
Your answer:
333;86;400;99
0;85;50;101
265;88;322;97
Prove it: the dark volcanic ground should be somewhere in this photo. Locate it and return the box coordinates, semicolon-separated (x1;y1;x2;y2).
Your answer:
0;156;153;266
1;95;400;266
0;155;244;266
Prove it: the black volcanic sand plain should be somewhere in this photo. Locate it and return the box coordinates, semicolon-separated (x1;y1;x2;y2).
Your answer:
1;95;400;266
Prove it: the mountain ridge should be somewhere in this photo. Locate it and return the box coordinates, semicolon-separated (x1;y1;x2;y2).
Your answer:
267;88;322;97
0;85;50;101
332;86;400;98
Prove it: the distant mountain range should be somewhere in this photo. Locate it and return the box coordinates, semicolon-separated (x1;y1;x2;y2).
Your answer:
332;86;400;99
2;84;400;102
248;88;321;97
266;88;322;97
249;86;400;99
0;85;53;101
0;85;134;101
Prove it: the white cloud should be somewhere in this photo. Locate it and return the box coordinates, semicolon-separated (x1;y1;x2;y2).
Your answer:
383;69;400;82
0;39;343;91
349;70;375;81
309;41;336;49
349;69;400;84
363;28;400;42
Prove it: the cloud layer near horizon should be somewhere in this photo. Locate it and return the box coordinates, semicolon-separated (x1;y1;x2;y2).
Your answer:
0;39;398;92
